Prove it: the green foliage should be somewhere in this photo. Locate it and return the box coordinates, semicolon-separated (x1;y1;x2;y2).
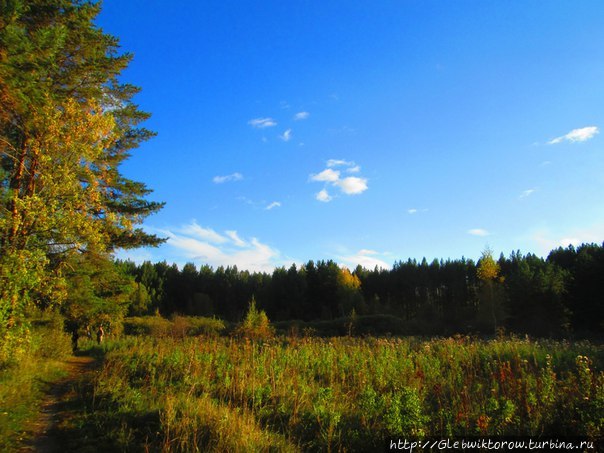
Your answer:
123;315;226;338
0;0;163;351
61;253;135;332
383;387;426;437
80;335;603;450
235;297;274;340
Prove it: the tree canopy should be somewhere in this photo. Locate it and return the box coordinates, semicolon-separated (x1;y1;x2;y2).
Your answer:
0;0;163;358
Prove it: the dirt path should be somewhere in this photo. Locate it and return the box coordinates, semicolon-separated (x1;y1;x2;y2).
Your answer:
21;355;99;453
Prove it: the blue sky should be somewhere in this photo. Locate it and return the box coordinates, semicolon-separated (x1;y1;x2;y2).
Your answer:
98;1;604;272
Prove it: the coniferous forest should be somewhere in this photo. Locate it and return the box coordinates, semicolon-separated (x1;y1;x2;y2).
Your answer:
0;1;602;451
119;243;604;338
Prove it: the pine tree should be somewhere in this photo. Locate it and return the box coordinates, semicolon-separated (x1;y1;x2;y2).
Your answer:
0;0;163;354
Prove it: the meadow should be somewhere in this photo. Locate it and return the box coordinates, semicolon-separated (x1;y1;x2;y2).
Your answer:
82;319;603;452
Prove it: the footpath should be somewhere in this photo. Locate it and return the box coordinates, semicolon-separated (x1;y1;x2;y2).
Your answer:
21;355;99;452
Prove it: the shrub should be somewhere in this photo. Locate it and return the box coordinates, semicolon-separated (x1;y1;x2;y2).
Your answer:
235;297;274;340
123;316;226;338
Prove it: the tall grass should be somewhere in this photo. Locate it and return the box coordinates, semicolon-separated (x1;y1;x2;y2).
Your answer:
89;334;603;451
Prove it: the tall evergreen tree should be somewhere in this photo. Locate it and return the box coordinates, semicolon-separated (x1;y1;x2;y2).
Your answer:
0;0;163;353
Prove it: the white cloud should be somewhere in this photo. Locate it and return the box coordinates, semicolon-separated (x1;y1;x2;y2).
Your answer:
310;168;340;182
316;189;332;202
408;208;429;214
559;237;581;247
530;224;604;255
213;172;243;184
547;126;599;144
294;111;309;120
280;129;292;142
468;228;490;237
339;250;390;270
178;221;228;244
248;117;277;128
310;159;369;200
265;201;281;210
115;248;155;265
327;159;354;168
335;176;368;195
225;230;247;247
163;221;283;272
519;189;536;199
358;249;378;256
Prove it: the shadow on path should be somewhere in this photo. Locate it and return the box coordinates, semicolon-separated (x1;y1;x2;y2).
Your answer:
21;355;100;453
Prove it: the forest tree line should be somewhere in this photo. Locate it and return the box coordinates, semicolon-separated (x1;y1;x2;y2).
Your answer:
1;1;602;359
120;242;604;337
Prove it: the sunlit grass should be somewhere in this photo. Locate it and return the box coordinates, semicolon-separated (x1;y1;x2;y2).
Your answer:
89;334;603;451
0;317;72;451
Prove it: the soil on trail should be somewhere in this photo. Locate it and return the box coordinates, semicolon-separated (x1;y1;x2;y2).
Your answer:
22;355;99;453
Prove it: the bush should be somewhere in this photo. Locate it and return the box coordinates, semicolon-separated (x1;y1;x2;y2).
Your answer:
123;316;226;338
234;298;274;340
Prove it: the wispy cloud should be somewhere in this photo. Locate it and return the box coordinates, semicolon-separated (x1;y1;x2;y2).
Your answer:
280;129;292;142
248;117;277;129
547;126;599;144
213;172;243;184
178;221;228;244
468;228;490;237
327;159;354;168
115;248;155;265
519;189;536;199
225;230;247;247
408;208;429;215
310;159;369;200
265;201;281;210
237;197;282;211
339;249;390;270
294;111;309;121
530;224;604;255
316;189;332;202
160;221;283;272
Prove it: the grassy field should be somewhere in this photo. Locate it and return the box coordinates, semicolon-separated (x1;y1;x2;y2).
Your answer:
1;313;602;451
83;326;603;452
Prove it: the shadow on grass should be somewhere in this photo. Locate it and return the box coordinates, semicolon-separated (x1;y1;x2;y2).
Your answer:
51;408;161;453
25;345;161;452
